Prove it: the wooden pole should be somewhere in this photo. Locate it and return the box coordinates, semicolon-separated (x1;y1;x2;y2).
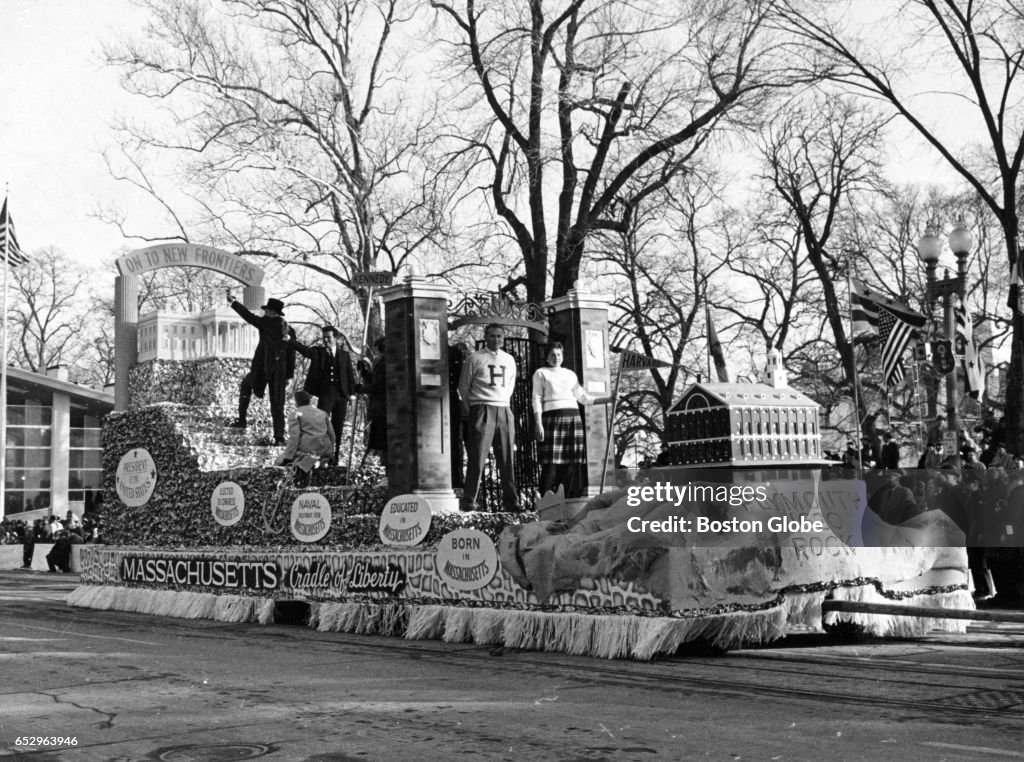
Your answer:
822;599;1024;624
599;358;625;494
345;285;374;483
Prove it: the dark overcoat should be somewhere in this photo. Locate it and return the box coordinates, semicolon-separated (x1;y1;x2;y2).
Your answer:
231;302;294;395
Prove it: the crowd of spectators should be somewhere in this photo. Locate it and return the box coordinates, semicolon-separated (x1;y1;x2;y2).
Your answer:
831;420;1023;603
1;510;103;546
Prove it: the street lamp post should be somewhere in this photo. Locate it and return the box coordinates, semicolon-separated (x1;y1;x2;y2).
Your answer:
917;221;972;466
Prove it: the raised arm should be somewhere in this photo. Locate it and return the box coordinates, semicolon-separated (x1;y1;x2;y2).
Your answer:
229;300;261;329
288;335;314;359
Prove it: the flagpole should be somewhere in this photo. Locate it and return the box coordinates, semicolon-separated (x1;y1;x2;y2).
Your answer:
345;285;374;484
1;193;9;521
599;354;626;494
846;273;864;471
705;304;712;381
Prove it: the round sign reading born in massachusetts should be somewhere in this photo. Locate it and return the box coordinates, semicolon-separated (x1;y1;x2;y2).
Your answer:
115;448;157;507
378;494;433;547
210;481;245;527
290;493;331;543
436;528;499;592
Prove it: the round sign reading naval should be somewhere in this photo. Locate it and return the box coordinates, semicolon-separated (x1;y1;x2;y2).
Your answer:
211;481;245;527
115;448;157;507
290;493;331;543
436;528;498;592
378;494;433;547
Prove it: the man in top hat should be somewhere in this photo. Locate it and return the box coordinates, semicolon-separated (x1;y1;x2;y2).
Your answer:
290;324;357;465
226;291;295;444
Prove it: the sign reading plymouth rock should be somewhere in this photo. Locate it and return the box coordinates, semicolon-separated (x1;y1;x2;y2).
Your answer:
211;481;245;527
290;493;331;542
436;529;498;591
115;448;157;507
378;495;432;547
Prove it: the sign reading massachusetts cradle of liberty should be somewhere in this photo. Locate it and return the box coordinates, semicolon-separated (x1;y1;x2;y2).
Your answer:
114;552;407;597
116;244;265;287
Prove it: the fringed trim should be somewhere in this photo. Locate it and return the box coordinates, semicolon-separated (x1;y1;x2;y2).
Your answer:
823;585;974;636
67;585;269;624
313;601;789;660
315;602;408;638
781;591;826;627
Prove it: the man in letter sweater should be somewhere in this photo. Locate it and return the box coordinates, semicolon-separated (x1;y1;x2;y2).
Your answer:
458;324;518;511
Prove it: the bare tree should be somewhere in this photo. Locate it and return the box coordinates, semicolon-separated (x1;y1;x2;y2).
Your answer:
430;0;817;304
752;93;891;430
105;0;467;344
592;170;734;455
779;0;1024;451
5;247;112;386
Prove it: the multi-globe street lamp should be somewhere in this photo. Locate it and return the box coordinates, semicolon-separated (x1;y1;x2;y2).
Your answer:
917;221;972;459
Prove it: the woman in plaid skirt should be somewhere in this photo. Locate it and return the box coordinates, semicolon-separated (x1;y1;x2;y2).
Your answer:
532;342;608;497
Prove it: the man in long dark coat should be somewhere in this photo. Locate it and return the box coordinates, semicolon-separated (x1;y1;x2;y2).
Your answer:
227;292;293;444
290;325;357;465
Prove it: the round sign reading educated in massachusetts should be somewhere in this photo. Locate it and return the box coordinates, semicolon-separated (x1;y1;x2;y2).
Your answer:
211;481;245;527
115;448;157;507
290;493;331;543
378;494;433;547
436;528;499;592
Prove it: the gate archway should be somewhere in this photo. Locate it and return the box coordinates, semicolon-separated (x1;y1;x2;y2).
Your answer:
113;244;266;411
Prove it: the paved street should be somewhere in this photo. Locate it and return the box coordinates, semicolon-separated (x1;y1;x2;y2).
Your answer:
1;570;1023;761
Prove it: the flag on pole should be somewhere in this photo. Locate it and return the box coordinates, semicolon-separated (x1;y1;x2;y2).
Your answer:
611;347;675;372
849;279;927;387
0;198;28;267
706;307;730;382
955;297;984;399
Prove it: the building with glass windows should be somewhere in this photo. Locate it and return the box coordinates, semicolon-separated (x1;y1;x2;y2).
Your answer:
2;366;113;520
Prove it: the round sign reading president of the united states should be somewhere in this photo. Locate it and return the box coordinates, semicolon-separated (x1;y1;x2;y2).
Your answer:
116;448;158;507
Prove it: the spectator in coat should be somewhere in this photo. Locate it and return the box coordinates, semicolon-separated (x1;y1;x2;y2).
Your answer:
879;433;900;470
21;524;35;569
46;531;72;573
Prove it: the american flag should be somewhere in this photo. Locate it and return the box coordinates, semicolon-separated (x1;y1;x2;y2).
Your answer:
877;306;913;386
850;279;926;387
0;198;28;267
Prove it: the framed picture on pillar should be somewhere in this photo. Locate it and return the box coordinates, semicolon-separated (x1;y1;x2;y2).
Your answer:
419;318;441;360
584;329;605;369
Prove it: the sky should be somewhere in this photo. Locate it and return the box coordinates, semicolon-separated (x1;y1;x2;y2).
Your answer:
0;0;155;267
0;0;970;269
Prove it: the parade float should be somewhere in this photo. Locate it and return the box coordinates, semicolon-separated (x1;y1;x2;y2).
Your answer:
70;247;973;659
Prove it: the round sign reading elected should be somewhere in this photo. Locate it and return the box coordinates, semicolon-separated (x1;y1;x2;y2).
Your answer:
436;528;498;592
290;493;331;543
115;448;157;507
211;481;245;527
378;495;433;547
